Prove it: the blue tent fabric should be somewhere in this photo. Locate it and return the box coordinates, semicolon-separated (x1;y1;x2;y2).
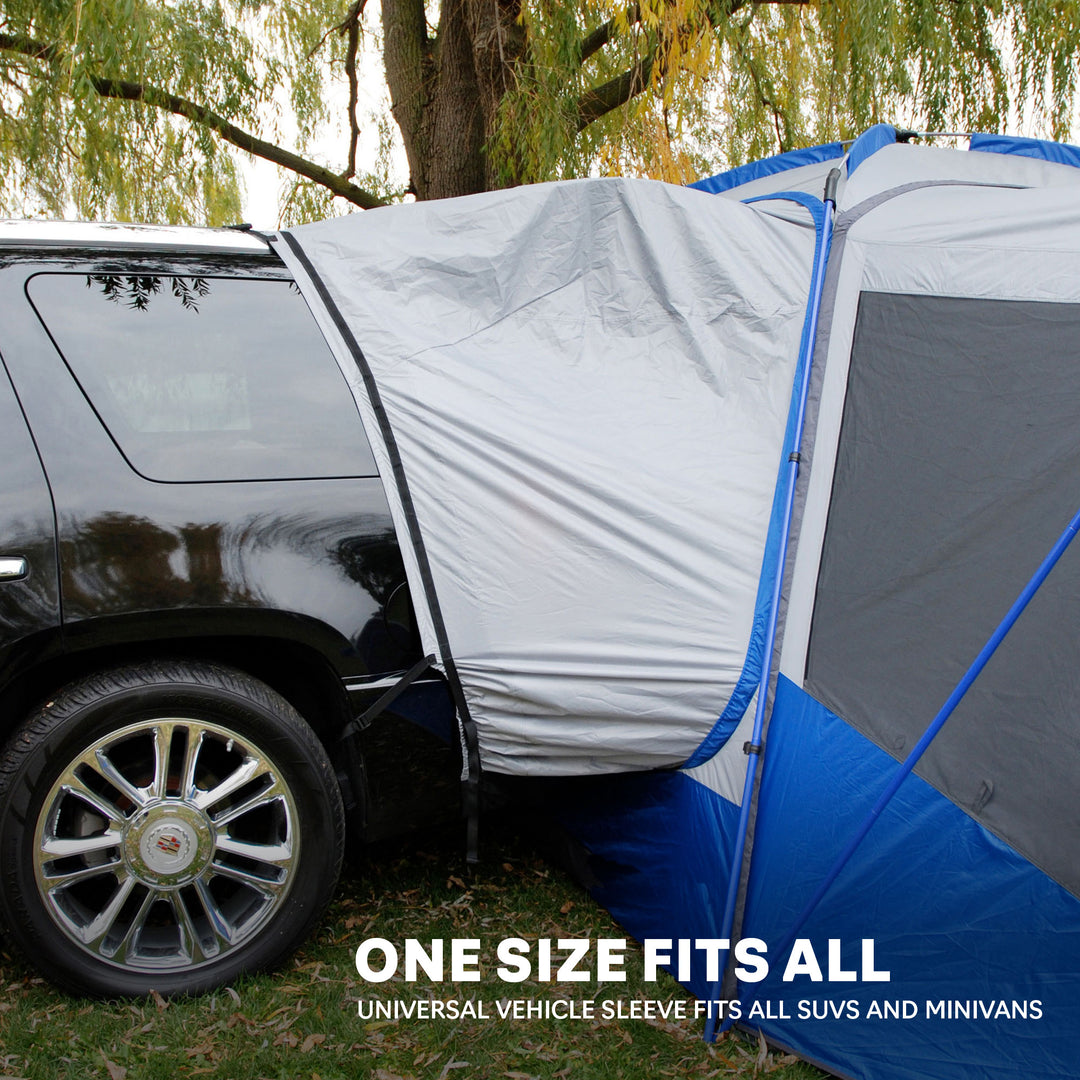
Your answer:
742;679;1080;1080
969;132;1080;170
557;771;742;978
690;143;844;195
845;123;896;174
560;680;1080;1080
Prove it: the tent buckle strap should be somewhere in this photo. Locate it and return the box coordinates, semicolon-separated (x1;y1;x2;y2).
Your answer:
743;740;765;756
788;451;801;463
339;653;436;740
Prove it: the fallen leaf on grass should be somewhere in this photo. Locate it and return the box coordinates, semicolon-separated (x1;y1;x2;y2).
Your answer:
437;1062;470;1080
300;1033;327;1052
225;1011;260;1032
99;1052;126;1080
755;1030;769;1074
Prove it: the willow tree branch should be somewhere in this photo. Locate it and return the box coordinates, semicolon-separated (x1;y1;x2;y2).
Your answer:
729;23;789;150
578;4;640;66
573;0;813;131
0;32;60;62
577;54;654;130
340;0;367;180
0;31;387;209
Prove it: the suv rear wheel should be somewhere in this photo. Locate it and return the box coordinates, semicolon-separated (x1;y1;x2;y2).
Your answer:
0;659;344;997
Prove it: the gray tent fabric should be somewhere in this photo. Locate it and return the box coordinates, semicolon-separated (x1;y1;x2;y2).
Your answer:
275;178;816;774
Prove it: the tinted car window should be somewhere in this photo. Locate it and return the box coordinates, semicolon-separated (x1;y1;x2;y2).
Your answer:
28;273;378;481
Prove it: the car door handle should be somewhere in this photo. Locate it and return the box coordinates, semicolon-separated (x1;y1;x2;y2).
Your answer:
0;557;28;581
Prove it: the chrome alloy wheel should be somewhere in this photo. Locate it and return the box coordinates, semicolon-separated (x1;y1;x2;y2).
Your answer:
33;718;299;972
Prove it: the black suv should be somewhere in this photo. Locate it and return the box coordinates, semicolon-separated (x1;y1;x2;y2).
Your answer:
0;220;458;997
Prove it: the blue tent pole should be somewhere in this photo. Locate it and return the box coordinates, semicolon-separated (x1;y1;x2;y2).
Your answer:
770;500;1080;963
703;168;840;1042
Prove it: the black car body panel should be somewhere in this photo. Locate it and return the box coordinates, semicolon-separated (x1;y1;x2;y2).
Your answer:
0;357;63;685
0;235;458;843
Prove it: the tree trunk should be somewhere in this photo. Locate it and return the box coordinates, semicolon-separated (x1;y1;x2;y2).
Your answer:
381;0;434;197
464;0;527;188
427;0;486;199
382;0;525;200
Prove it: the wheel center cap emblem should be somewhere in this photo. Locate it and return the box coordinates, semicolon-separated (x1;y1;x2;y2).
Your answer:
139;819;198;875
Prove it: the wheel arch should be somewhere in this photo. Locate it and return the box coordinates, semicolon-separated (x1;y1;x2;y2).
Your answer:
0;622;355;754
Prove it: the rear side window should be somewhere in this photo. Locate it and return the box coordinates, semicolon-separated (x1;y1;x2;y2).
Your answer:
28;273;378;482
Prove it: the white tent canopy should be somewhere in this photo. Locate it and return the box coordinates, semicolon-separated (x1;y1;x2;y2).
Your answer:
275;178;817;774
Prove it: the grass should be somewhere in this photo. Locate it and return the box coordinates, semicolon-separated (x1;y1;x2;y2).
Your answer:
0;828;826;1080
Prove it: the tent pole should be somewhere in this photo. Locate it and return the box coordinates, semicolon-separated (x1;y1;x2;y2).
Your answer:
769;499;1080;964
703;168;841;1042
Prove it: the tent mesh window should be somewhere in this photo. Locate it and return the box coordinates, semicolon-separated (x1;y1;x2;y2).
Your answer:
805;290;1080;898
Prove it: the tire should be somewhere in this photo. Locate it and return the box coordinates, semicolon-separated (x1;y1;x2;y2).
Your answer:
0;659;345;997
